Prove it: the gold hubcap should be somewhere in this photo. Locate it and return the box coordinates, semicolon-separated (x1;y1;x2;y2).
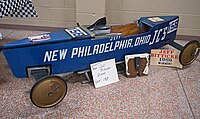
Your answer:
180;41;200;66
30;76;67;108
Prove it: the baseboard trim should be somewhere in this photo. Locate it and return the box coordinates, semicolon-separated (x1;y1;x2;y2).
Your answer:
0;24;200;40
0;24;64;31
176;35;200;41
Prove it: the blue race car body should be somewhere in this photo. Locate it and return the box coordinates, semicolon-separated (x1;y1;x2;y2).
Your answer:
1;16;179;78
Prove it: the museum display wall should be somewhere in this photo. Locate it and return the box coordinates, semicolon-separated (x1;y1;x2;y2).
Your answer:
0;0;199;36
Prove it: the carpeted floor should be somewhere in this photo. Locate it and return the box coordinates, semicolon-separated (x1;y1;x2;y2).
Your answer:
0;28;199;118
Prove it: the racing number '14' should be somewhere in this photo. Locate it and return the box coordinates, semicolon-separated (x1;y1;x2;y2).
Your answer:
149;27;168;45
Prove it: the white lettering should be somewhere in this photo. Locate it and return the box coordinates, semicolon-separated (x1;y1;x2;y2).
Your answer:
44;49;68;62
93;45;99;55
168;19;178;34
119;40;126;49
44;51;52;62
134;35;151;46
87;46;92;56
59;49;68;60
78;47;85;57
71;48;78;58
149;27;168;45
114;41;120;50
155;29;162;43
127;39;133;48
52;50;58;61
161;27;168;40
149;30;158;45
99;44;105;53
105;42;111;53
109;42;114;51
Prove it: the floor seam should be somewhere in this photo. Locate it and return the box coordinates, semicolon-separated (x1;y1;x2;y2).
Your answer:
176;68;195;119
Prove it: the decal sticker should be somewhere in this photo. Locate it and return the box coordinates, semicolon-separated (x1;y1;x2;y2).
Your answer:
148;17;164;22
28;34;51;42
168;18;178;34
65;27;87;38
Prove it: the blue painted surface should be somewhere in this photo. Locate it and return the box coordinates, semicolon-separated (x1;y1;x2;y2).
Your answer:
139;16;178;28
1;16;179;78
2;30;72;49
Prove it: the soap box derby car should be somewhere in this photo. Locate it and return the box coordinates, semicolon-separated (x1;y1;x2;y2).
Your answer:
0;16;199;108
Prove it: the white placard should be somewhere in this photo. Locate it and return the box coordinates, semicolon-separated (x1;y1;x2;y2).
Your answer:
90;59;119;88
